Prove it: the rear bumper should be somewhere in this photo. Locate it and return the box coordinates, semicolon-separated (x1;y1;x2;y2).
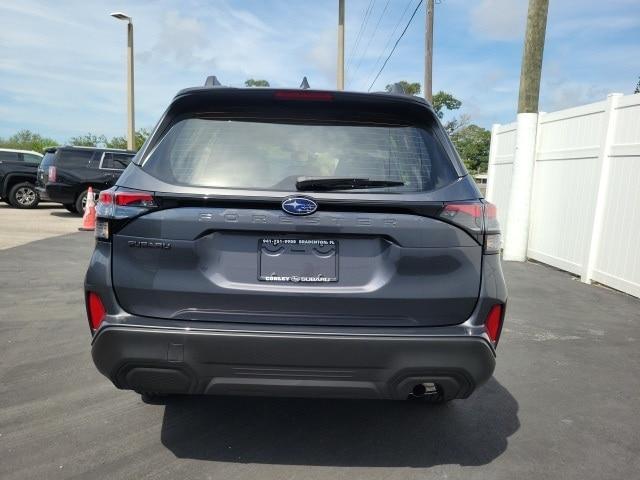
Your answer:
91;323;495;400
35;187;50;201
43;184;75;204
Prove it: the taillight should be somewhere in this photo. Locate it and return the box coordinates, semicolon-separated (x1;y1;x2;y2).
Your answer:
440;203;484;233
274;90;334;101
483;201;501;254
48;166;57;182
485;304;505;345
439;201;501;253
86;291;106;332
95;188;157;240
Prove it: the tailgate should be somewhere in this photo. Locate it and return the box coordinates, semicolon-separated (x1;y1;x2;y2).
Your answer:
112;207;482;327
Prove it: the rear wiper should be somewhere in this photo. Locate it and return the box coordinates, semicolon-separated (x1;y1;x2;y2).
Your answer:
296;177;404;191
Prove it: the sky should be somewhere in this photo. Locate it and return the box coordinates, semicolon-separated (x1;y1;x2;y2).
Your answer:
0;0;638;142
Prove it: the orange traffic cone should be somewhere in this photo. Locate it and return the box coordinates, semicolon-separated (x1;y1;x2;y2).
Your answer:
79;187;96;231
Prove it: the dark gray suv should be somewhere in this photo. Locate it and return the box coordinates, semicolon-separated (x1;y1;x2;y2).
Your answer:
85;82;506;403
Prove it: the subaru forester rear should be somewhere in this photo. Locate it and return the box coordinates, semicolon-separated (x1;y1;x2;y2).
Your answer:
85;82;507;403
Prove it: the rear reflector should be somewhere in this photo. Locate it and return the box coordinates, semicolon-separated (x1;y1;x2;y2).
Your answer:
86;292;106;331
485;304;504;345
274;91;333;101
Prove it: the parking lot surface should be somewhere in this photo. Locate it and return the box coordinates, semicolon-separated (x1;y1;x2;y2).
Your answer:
1;206;639;479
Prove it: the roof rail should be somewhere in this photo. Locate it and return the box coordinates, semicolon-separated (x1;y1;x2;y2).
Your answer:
204;75;222;87
300;76;310;89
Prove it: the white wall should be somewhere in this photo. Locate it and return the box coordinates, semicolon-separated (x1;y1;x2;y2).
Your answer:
487;92;640;298
486;122;517;237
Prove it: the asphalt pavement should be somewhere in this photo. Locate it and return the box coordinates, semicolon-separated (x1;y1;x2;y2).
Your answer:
0;206;638;479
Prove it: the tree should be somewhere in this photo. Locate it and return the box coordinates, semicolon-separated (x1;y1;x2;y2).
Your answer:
106;128;150;150
68;133;107;147
432;91;462;119
245;79;270;87
450;124;491;174
0;129;57;152
635;76;640;94
385;81;421;95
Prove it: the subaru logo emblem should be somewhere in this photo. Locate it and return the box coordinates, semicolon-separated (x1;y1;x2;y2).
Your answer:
281;196;318;216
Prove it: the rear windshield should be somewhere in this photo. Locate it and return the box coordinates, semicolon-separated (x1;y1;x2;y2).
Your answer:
40;152;56;169
141;118;458;192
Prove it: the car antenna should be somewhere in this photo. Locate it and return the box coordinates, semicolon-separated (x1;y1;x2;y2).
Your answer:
204;75;222;87
300;77;310;89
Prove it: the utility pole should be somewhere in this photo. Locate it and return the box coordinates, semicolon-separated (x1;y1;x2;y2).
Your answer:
503;0;549;262
337;0;345;90
424;0;434;102
517;0;549;113
111;12;136;151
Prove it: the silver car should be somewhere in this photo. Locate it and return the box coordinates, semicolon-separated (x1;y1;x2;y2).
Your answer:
85;81;507;404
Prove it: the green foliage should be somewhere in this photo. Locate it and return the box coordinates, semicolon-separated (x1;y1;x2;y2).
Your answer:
106;129;150;150
0;129;58;153
68;133;107;147
245;79;270;87
432;91;462;119
385;81;421;95
68;129;150;151
450;124;491;174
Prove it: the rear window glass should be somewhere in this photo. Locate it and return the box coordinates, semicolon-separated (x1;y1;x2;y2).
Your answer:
141;118;457;192
101;152;133;170
40;152;56;169
57;149;93;167
0;151;20;162
24;153;42;164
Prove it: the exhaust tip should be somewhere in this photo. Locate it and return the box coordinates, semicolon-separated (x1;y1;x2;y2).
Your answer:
409;382;440;399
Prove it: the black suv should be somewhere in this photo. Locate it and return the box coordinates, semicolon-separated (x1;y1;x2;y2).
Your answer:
0;148;44;209
37;146;136;214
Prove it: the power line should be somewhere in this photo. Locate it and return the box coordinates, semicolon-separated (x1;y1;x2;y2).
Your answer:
349;0;391;86
363;0;414;90
367;0;424;92
345;0;376;77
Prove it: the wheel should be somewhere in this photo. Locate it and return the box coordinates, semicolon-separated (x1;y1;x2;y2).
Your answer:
8;182;40;209
64;203;78;213
75;189;97;215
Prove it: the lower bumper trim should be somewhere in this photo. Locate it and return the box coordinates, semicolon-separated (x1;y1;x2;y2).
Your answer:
92;325;496;400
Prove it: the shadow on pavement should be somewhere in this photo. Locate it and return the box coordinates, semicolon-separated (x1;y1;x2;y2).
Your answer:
160;377;518;467
49;211;79;218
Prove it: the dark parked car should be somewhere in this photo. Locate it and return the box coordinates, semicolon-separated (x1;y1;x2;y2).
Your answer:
37;146;135;214
0;148;43;209
85;81;507;404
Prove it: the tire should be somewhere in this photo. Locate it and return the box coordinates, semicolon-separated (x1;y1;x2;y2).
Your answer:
8;182;40;209
64;203;78;213
75;189;97;215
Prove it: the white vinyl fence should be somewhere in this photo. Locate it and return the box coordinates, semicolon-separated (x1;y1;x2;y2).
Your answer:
487;93;640;298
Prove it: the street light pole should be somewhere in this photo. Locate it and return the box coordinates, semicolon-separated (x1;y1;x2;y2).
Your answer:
337;0;345;90
111;12;135;151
